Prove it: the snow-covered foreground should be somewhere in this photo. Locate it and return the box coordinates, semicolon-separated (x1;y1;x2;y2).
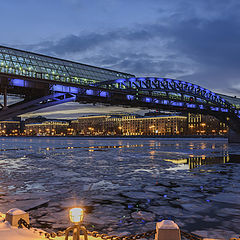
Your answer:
0;137;240;239
0;219;103;240
0;220;47;240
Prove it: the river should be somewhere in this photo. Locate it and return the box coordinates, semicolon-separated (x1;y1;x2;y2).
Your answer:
0;137;240;239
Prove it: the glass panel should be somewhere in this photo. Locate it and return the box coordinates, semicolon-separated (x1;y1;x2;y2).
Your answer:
0;46;133;83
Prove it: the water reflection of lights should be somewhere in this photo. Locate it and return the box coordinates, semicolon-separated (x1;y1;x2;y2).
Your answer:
164;153;230;169
200;143;207;149
189;143;194;150
0;144;145;152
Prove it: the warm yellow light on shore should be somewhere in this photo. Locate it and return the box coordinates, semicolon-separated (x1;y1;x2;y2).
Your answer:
69;208;83;224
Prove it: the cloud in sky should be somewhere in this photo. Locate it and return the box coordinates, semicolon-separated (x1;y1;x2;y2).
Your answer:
1;0;240;118
26;0;240;93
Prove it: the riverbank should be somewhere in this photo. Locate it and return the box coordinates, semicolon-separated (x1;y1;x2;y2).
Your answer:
0;135;228;139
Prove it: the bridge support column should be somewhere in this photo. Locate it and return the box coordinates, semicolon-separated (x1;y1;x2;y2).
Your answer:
0;87;8;110
0;77;9;110
228;129;240;143
3;87;7;109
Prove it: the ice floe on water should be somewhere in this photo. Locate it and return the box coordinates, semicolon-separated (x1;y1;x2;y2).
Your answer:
0;137;240;238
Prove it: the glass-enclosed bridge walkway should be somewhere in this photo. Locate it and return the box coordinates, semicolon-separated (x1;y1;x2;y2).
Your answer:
0;45;240;134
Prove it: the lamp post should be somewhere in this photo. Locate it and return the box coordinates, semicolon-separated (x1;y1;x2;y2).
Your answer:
65;207;88;240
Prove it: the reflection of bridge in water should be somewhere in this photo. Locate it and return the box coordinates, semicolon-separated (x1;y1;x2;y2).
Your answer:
164;154;240;169
1;46;240;141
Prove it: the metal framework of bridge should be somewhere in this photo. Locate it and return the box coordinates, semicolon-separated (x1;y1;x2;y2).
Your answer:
0;45;240;136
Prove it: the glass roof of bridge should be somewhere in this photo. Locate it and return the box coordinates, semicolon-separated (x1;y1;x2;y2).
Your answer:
0;46;134;85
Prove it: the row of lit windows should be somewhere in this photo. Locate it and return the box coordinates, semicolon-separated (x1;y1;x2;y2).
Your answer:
0;66;100;85
26;122;69;127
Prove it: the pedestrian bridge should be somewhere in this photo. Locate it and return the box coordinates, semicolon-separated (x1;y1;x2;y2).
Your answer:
0;45;240;137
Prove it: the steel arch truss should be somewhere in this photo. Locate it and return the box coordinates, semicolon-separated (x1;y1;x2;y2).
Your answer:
93;77;240;117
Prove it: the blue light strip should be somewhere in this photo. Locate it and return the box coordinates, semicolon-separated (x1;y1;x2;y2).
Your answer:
162;100;169;105
144;97;151;103
127;95;134;100
187;103;196;108
210;107;219;111
11;79;25;87
115;79;125;83
100;91;108;97
52;84;78;93
86;90;94;95
170;101;183;107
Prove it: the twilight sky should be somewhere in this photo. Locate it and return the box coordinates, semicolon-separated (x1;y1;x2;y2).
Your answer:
1;0;240;119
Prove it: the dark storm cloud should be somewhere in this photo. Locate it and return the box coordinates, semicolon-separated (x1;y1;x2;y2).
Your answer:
31;25;192;77
90;52;188;77
35;28;158;56
168;17;240;68
39;33;116;55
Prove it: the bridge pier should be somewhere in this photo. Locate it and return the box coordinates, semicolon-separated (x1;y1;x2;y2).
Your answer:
0;77;9;110
3;87;7;109
228;129;240;143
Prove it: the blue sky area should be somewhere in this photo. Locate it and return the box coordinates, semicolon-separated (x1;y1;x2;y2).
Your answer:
1;0;240;119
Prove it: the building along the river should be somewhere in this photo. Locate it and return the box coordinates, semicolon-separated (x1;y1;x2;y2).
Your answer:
71;115;113;135
70;114;188;136
0;118;21;136
120;115;188;136
0;113;229;137
188;113;228;136
25;120;69;136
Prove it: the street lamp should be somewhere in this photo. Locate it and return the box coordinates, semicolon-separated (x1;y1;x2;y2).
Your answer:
69;208;83;224
65;207;88;240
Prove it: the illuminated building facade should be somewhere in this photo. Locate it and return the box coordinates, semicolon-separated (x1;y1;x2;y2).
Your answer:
0;119;21;136
25;120;69;136
188;113;228;136
102;115;123;135
71;115;112;135
71;114;187;136
0;113;229;137
120;115;187;136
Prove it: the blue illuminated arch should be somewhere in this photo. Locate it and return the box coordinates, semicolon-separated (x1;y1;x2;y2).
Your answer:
94;77;235;111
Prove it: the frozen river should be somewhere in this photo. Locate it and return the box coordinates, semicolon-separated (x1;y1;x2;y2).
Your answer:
0;137;240;238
